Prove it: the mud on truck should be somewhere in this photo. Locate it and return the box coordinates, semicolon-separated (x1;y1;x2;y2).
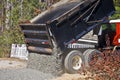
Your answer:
20;0;120;75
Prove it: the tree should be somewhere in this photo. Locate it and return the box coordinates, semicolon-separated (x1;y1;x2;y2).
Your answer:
0;0;4;32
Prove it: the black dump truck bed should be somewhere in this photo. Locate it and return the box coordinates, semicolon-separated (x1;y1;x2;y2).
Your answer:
20;0;115;54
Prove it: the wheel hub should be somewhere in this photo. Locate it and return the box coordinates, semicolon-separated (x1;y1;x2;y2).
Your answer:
72;56;82;70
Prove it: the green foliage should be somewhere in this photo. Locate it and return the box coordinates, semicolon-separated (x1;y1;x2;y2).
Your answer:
111;0;120;19
0;0;48;57
0;27;24;57
111;6;120;19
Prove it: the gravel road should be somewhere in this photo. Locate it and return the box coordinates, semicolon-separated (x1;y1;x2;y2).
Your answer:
0;58;55;80
0;58;90;80
0;68;54;80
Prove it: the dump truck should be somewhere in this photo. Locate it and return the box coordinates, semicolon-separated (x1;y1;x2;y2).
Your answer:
20;0;118;75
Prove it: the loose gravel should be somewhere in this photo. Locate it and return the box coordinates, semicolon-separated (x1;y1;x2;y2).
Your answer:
0;58;55;80
0;68;54;80
27;53;63;76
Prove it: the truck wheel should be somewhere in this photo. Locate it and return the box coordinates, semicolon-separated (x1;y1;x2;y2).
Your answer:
64;50;83;74
83;49;101;68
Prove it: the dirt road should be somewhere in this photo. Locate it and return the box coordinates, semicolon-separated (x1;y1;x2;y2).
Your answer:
0;58;54;80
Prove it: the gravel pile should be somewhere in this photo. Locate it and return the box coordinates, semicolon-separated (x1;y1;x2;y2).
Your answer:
27;53;63;76
0;68;54;80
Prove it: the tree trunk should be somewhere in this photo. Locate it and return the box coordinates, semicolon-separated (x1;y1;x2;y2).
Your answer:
20;0;23;17
0;0;5;32
5;0;11;30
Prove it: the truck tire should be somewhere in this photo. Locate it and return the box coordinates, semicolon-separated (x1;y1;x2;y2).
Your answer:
83;49;101;68
64;50;83;73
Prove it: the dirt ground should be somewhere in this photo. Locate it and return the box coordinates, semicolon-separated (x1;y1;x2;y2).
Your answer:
0;51;120;80
0;58;27;69
52;73;94;80
0;58;93;80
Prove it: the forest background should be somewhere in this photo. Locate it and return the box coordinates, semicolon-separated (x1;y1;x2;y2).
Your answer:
0;0;119;57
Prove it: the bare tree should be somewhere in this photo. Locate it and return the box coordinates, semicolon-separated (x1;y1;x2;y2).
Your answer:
5;0;11;30
0;0;5;32
20;0;23;17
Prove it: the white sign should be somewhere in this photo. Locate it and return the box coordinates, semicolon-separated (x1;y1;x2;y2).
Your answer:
10;44;29;60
